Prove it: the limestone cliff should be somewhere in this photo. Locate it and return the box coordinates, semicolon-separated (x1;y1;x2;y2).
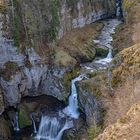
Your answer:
5;0;116;47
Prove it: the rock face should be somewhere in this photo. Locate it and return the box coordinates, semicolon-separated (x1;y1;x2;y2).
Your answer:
6;0;116;46
78;82;101;125
0;0;120;139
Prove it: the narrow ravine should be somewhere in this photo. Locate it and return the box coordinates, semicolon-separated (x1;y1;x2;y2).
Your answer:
35;17;122;140
0;1;122;139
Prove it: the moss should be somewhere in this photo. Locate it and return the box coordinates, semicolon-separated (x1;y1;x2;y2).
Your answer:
88;125;101;140
95;48;108;58
58;22;103;63
18;108;32;129
0;61;20;81
63;66;80;92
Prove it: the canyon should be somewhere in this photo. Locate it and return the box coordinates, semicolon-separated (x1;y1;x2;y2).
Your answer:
0;0;140;140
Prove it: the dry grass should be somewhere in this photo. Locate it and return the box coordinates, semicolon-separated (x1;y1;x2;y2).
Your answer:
103;78;140;127
57;22;103;62
54;49;77;67
95;101;140;140
113;0;140;51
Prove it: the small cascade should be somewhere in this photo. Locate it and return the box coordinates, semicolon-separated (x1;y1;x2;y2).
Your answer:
36;74;85;140
36;115;73;140
12;112;20;132
30;113;37;134
107;49;112;59
63;74;85;119
94;19;122;65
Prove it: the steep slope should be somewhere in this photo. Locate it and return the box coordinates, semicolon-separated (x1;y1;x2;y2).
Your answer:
95;101;140;140
113;0;140;50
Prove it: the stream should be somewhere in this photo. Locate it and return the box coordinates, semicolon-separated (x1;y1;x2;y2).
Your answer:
0;1;123;139
34;18;122;140
4;1;122;139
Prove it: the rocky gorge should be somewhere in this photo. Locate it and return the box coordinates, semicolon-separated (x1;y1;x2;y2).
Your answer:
0;0;140;140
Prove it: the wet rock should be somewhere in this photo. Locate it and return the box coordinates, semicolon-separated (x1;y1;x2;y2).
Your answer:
18;107;32;129
62;116;87;140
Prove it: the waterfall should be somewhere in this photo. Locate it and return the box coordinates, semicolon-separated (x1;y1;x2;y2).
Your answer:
63;74;85;119
36;74;85;140
107;49;112;59
30;114;37;134
94;19;122;65
36;116;73;140
12;112;20;132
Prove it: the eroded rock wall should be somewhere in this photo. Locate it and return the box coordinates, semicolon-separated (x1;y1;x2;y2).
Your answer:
5;0;116;47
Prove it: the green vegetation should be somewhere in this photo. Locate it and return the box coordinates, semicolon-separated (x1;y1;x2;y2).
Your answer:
63;66;80;92
88;125;101;140
18;108;32;129
95;48;108;58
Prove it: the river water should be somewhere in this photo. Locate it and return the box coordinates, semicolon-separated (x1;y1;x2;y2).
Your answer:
35;17;122;140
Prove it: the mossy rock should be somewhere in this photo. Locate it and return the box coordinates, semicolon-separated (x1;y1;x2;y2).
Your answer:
63;66;80;92
88;125;101;140
18;108;32;129
95;48;108;58
54;49;77;67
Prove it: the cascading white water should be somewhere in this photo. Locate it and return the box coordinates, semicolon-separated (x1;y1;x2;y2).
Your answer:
63;74;85;119
12;112;20;132
30;114;37;134
36;74;85;140
36;116;73;140
107;48;112;59
34;2;123;140
94;19;122;65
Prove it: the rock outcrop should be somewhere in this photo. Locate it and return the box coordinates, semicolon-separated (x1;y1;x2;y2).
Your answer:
5;0;116;46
